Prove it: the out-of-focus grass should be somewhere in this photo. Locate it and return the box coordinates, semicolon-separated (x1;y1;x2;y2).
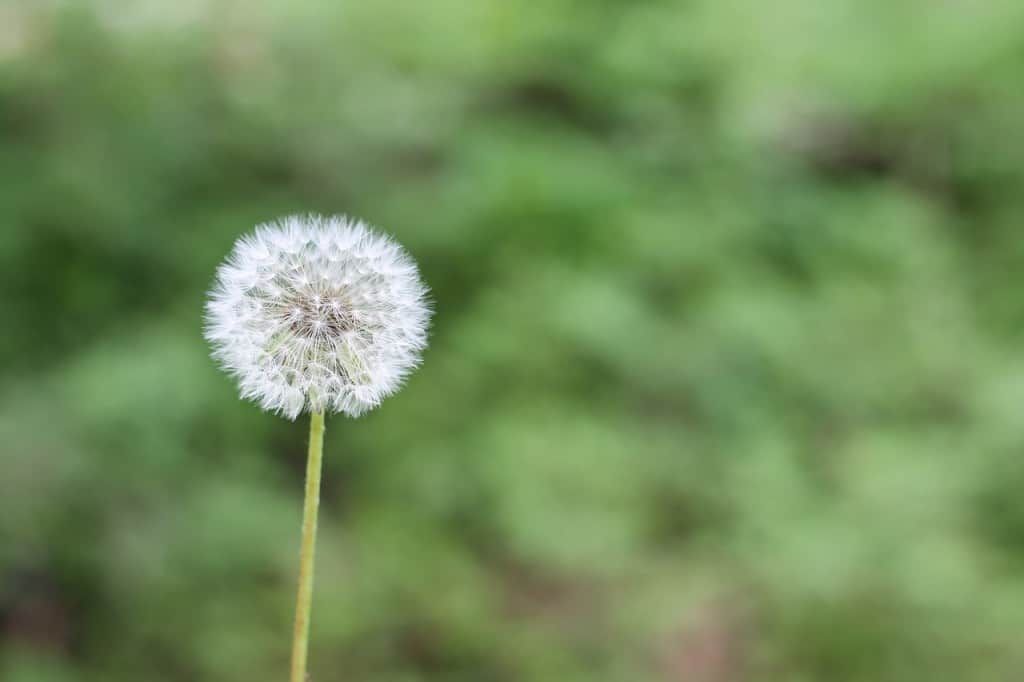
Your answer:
2;2;1024;681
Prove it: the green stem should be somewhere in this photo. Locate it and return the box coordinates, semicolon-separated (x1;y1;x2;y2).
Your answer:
290;411;325;682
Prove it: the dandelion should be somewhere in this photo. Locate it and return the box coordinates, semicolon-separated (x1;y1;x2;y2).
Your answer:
205;214;431;420
205;214;431;682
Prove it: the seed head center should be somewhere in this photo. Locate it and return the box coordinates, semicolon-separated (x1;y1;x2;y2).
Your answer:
276;284;355;339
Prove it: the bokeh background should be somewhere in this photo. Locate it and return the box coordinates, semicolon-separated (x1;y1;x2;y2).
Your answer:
3;1;1024;680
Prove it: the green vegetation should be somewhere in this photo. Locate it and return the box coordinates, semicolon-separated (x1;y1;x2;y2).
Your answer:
3;2;1024;680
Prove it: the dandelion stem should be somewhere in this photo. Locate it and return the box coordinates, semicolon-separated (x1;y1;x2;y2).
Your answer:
290;411;325;682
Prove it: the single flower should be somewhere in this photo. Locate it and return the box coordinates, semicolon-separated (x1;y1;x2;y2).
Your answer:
205;214;431;419
204;214;431;682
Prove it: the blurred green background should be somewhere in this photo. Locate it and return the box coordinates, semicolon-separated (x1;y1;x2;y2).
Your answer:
3;1;1024;680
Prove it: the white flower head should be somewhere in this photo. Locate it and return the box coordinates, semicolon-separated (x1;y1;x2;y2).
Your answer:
205;215;431;419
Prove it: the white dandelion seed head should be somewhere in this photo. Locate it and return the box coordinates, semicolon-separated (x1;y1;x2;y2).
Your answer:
204;215;431;419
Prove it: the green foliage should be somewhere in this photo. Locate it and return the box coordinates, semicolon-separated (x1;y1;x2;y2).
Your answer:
3;2;1024;680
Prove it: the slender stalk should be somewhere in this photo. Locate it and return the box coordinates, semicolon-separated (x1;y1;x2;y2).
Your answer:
290;411;325;682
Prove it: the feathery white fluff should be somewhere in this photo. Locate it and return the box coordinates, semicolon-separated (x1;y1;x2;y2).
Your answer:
205;215;431;419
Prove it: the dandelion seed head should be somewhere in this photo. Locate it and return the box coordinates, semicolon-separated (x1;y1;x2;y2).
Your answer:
205;215;431;419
